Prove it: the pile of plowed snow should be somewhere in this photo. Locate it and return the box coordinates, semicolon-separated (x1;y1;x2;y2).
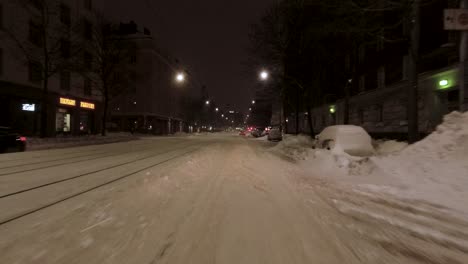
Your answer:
357;112;468;216
271;135;314;160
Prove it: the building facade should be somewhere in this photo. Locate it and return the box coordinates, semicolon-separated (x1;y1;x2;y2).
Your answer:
109;22;189;135
0;0;101;136
282;0;466;139
289;66;459;139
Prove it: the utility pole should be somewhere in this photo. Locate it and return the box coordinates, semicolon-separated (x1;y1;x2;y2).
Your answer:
408;0;421;143
460;0;468;112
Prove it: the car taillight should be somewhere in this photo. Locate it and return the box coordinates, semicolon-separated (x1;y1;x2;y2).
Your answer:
20;137;27;142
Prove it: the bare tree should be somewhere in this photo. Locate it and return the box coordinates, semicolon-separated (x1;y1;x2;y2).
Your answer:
1;0;83;137
73;14;133;136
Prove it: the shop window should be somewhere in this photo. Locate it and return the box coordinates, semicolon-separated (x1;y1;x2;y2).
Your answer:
28;61;42;83
29;21;43;47
56;108;71;133
80;112;90;133
84;77;92;95
60;4;71;26
60;71;70;91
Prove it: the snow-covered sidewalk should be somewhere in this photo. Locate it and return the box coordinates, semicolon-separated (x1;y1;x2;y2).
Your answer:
26;133;139;151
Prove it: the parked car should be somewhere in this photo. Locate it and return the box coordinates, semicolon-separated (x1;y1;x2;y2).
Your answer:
239;130;247;136
267;126;282;141
0;127;27;153
313;125;374;156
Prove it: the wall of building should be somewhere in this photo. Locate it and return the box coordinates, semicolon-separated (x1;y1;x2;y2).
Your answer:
109;29;189;135
290;66;460;139
0;0;102;136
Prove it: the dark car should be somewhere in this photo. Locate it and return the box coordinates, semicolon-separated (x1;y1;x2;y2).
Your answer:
0;127;27;153
251;127;266;138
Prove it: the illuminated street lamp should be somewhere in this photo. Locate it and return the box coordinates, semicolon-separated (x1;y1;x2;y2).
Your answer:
205;100;210;105
221;114;224;117
259;70;269;81
252;100;255;104
215;107;219;112
175;72;185;83
249;108;251;111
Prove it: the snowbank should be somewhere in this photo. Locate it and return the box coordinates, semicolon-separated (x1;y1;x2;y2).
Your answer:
297;112;468;218
365;112;468;216
271;135;314;160
373;140;408;155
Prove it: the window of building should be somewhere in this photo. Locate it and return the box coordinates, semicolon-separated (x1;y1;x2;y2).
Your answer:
29;21;43;47
60;4;71;26
29;0;43;10
377;104;384;122
84;0;92;10
84;51;92;68
60;71;70;91
61;39;70;58
358;108;364;124
0;48;3;76
130;52;137;64
84;77;92;95
130;72;137;93
83;19;92;40
0;4;4;29
29;61;42;83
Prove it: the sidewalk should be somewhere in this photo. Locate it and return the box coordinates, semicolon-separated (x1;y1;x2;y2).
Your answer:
26;133;139;151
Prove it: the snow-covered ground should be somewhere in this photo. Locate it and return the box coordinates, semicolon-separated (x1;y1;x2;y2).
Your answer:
278;111;468;219
0;129;467;263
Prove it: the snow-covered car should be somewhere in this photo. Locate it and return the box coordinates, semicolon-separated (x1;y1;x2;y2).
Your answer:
267;126;282;141
313;125;374;156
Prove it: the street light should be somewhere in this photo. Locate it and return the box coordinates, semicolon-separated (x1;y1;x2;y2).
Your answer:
260;70;269;80
252;100;255;104
249;108;251;111
205;100;210;105
175;72;185;83
215;107;219;112
221;114;224;117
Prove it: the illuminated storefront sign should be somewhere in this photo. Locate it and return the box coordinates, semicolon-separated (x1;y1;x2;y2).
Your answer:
59;97;76;106
80;101;95;110
22;104;36;112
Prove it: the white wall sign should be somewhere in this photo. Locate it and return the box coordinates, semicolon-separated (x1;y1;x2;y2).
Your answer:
22;104;36;112
444;9;468;30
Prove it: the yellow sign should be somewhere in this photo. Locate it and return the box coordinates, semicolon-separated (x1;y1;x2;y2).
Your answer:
80;101;95;109
60;97;76;106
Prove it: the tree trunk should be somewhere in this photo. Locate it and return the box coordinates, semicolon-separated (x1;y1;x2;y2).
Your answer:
295;85;299;135
344;81;350;125
40;78;48;138
306;104;315;139
408;0;420;143
101;85;109;136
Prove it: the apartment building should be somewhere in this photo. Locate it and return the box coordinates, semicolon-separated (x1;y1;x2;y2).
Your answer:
0;0;101;136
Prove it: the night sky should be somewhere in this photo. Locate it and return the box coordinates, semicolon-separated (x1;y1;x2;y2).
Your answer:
96;0;275;112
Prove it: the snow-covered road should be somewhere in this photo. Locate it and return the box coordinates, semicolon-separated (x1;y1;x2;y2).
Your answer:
0;134;467;263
